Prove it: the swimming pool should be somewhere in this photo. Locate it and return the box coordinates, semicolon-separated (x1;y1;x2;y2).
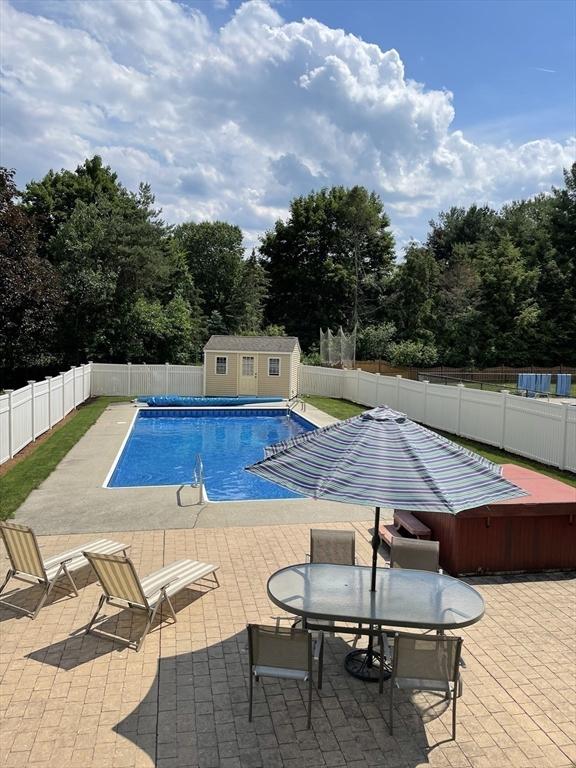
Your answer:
106;408;315;501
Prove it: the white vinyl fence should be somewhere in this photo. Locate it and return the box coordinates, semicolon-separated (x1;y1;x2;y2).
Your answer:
2;361;574;473
90;363;203;396
0;364;91;464
299;365;576;473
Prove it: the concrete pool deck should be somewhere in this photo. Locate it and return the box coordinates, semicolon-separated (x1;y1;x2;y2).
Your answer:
14;401;380;535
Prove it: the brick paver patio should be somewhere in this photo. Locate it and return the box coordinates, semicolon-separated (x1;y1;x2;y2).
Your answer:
0;522;574;768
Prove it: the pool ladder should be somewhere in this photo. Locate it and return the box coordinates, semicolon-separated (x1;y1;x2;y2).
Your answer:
192;453;205;504
288;396;306;414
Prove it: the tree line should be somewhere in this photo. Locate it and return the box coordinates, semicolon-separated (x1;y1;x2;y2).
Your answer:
1;157;574;385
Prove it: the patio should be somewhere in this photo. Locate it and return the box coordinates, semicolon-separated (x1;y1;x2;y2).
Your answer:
1;522;574;768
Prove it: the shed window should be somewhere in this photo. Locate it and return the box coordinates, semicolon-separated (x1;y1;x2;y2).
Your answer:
268;357;280;376
215;356;227;375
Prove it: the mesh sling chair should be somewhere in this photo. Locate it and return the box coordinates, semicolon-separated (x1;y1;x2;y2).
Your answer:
390;537;441;572
0;521;128;619
294;529;359;636
84;552;219;651
309;529;356;565
247;624;324;729
386;632;463;740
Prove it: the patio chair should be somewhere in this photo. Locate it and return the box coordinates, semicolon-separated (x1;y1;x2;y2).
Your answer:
296;529;359;636
309;528;356;565
84;552;219;651
387;632;463;740
247;623;324;729
390;537;440;573
0;521;129;619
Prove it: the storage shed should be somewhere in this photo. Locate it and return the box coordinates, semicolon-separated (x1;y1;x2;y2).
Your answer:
203;335;301;398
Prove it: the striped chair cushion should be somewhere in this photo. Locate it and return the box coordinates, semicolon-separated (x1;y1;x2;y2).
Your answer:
141;560;218;608
43;540;128;581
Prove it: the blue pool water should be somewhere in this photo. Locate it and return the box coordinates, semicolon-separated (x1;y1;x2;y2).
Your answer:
107;408;315;500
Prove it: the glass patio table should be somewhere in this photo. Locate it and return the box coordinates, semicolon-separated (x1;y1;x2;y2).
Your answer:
267;563;485;680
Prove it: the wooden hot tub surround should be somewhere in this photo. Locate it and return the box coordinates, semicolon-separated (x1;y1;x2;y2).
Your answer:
411;465;576;576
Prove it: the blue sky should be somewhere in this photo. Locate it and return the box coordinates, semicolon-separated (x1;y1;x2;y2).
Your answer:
2;0;574;251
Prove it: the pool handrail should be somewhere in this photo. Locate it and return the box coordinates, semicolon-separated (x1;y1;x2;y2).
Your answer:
193;454;204;504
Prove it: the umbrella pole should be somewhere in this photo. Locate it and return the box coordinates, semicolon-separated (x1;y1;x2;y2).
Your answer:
371;506;380;592
344;506;391;682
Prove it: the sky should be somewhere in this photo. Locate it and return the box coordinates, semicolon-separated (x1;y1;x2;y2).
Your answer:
1;0;575;253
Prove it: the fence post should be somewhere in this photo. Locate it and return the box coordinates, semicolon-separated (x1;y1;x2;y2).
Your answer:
71;366;77;409
375;373;381;406
559;403;569;470
356;368;361;404
395;375;402;410
165;363;170;395
6;390;14;459
499;390;509;449
45;376;52;429
421;380;429;425
456;382;465;436
81;364;86;402
60;372;66;416
28;380;36;442
88;361;93;398
126;362;131;396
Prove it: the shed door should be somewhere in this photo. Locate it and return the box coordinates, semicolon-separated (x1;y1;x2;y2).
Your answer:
239;355;257;394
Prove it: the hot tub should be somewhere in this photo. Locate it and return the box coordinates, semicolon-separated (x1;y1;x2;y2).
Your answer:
413;465;576;575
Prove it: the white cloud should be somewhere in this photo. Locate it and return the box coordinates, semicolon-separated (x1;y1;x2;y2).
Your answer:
1;0;574;252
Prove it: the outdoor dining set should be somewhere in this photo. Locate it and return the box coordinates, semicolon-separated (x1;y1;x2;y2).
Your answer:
248;528;483;738
243;405;525;737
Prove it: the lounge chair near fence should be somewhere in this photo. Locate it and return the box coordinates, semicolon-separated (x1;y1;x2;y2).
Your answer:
0;521;129;619
556;374;572;397
83;552;219;651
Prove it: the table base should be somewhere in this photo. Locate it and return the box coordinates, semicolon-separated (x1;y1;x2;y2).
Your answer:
345;647;391;683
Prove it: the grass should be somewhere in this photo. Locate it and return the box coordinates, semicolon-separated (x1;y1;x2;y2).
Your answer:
303;395;576;488
0;396;129;521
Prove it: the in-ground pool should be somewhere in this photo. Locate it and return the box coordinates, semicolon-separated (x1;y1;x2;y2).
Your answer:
106;408;315;501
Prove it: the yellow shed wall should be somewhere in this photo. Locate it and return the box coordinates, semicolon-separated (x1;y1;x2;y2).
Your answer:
204;351;239;395
256;353;292;398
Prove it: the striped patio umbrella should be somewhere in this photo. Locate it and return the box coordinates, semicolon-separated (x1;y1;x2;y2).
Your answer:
247;406;526;590
247;405;526;681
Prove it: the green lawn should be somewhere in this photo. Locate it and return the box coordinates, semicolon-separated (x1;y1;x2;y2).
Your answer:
303;395;576;488
0;397;129;521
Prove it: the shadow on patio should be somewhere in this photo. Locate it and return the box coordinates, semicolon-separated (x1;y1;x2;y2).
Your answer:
26;592;456;768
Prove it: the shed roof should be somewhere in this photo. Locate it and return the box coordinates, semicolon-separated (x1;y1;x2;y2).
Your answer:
204;335;300;353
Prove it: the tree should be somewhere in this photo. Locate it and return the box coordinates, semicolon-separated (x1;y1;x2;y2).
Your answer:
389;244;440;343
0;168;63;370
23;156;124;255
427;204;499;266
29;161;201;363
175;221;251;333
389;340;438;368
124;292;204;363
260;186;395;349
473;235;540;365
357;323;396;369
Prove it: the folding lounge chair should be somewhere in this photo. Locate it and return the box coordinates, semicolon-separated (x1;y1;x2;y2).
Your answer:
0;521;129;619
84;552;219;651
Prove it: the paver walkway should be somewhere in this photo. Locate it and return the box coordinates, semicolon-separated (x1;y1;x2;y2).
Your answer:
1;522;574;768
